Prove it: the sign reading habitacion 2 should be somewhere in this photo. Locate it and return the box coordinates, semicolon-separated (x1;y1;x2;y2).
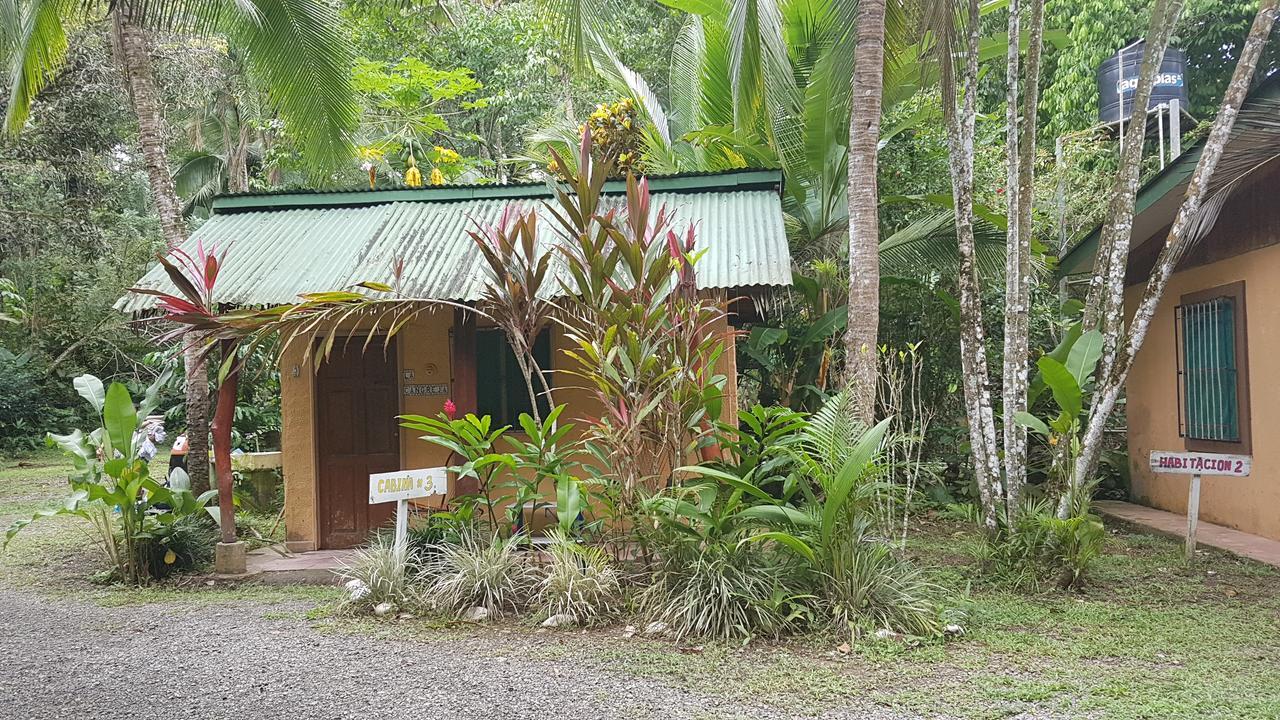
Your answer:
1149;451;1250;477
1148;450;1251;561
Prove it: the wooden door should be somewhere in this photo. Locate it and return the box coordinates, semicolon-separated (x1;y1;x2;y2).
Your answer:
316;339;400;549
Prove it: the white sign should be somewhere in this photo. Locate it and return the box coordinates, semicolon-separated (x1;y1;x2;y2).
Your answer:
1149;451;1252;562
369;467;448;554
369;467;448;504
1149;451;1251;477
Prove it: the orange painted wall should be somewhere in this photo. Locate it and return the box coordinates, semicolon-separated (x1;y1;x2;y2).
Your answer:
279;304;740;550
1125;243;1280;542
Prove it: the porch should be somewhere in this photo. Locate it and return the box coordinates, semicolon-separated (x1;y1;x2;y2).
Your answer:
1095;500;1280;569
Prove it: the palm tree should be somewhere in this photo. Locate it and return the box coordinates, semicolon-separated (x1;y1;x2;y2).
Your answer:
2;0;359;493
845;0;889;422
534;0;1023;252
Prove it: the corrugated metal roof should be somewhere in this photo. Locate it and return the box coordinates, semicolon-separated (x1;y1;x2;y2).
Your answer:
117;172;791;313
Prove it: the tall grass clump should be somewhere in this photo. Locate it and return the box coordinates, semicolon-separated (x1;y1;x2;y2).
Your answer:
337;536;427;614
426;533;536;618
638;541;803;641
534;530;620;625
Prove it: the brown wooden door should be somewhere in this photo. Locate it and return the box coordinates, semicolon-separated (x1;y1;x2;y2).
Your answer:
316;339;400;549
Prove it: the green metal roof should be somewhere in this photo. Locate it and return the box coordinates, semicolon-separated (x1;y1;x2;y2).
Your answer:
117;170;791;313
1058;75;1280;277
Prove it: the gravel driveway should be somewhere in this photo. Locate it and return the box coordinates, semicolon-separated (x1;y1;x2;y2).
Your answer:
0;588;922;720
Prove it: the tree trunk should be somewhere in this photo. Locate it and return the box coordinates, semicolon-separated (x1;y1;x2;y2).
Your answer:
112;10;185;248
212;339;241;544
111;9;211;495
843;0;886;425
943;0;1004;533
1001;0;1024;517
226;110;251;195
1000;0;1047;517
1071;0;1278;506
1083;0;1183;382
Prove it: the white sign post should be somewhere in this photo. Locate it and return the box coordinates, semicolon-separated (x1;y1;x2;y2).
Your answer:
1148;451;1251;561
369;467;448;554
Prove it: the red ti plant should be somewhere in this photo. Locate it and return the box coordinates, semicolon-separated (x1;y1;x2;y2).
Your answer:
546;128;730;511
131;241;258;545
467;203;555;423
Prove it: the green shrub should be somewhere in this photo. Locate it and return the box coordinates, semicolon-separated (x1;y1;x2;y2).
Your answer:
824;539;943;637
534;531;620;625
1040;513;1106;589
139;514;219;579
425;533;535;618
0;349;75;455
337;537;428;614
639;541;803;641
976;498;1106;590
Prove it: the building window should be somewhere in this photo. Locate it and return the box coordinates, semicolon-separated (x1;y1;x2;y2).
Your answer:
475;327;552;427
1176;281;1250;452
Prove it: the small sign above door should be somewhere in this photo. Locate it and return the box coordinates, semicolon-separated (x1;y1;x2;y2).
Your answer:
403;383;449;396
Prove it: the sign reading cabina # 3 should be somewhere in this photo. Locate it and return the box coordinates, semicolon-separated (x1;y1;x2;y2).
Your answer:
1149;451;1251;477
369;467;448;504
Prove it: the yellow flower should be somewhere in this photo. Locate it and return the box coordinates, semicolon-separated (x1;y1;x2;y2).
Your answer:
430;167;445;185
164;549;176;565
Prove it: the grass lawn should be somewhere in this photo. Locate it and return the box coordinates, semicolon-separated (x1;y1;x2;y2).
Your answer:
2;451;1277;719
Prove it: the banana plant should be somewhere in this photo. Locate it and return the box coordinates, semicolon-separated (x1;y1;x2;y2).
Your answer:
1015;325;1104;494
4;372;217;585
1016;325;1104;440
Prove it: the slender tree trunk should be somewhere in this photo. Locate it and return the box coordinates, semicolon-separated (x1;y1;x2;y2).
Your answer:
212;339;241;544
943;0;1004;533
226;109;251;194
844;0;886;425
111;9;211;495
1071;0;1278;508
1000;0;1046;517
1001;0;1024;518
1083;0;1183;381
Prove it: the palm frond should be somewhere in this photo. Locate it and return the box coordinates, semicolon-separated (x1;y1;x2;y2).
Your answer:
879;206;1007;280
538;0;604;73
800;47;850;177
799;390;860;482
669;13;706;137
588;33;671;148
227;0;358;179
3;0;76;135
1179;99;1280;253
173;150;227;217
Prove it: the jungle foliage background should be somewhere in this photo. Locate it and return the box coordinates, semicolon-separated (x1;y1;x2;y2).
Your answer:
0;0;1272;500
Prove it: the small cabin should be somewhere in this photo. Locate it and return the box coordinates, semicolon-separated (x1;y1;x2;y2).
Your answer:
121;171;792;549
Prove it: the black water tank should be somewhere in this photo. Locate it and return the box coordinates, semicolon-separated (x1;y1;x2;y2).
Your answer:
1097;41;1189;124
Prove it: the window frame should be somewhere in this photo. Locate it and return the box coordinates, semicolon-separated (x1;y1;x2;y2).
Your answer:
1175;280;1251;454
473;326;552;428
